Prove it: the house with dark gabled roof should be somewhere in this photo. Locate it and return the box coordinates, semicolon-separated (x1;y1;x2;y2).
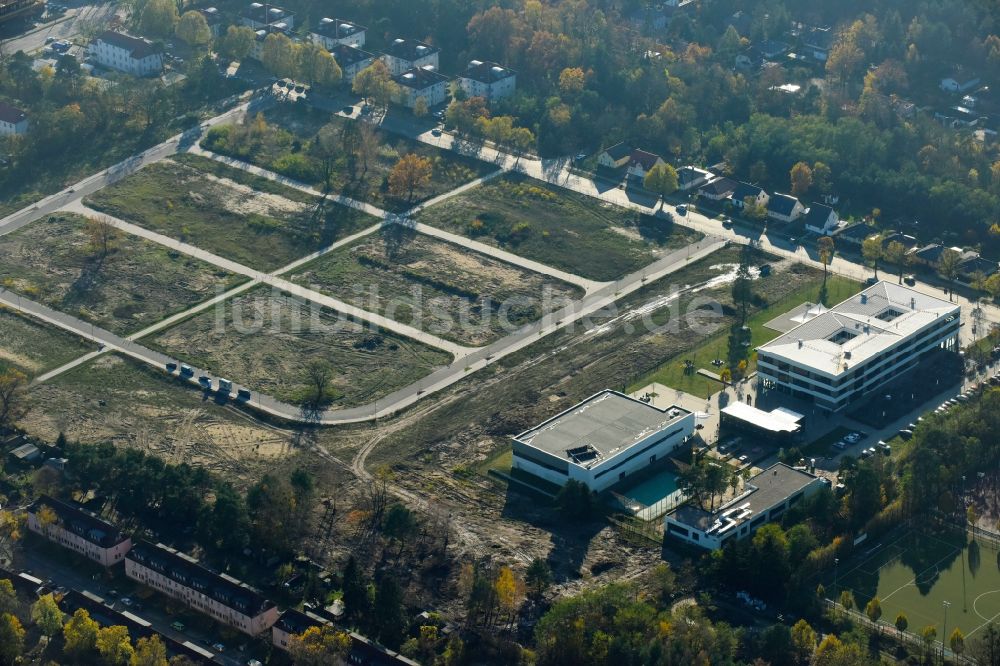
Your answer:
89;31;163;76
802;203;840;235
597;141;633;168
677;166;713;191
767;192;806;223
833;223;876;247
0;100;27;136
627;149;666;180
958;254;999;282
731;181;769;210
698;177;737;201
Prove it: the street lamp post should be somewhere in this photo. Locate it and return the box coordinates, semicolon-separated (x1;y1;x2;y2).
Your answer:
834;557;839;598
942;600;951;664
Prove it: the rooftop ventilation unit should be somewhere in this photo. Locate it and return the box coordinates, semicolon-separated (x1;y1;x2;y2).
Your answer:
860;294;868;304
469;59;483;67
797;338;803;348
320;17;333;24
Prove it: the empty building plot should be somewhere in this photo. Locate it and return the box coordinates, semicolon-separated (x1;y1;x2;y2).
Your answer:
287;231;584;346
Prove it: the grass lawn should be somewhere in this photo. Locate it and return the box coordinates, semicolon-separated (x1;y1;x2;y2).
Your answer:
0;212;244;335
287;230;584;346
416;173;703;281
202;105;494;213
0;309;93;378
85;158;377;271
145;287;453;407
630;273;861;398
19;352;294;480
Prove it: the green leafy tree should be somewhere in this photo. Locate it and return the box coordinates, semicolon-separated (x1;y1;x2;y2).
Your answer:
643;162;679;197
0;613;24;665
297;42;342;87
555;479;594;521
260;32;297;78
140;0;179;37
219;25;254;60
341;556;370;621
31;593;63;639
97;625;134;666
817;235;835;286
939;248;962;300
862;235;882;280
388;154;433;203
951;627;966;656
525;558;552;599
63;608;99;657
130;635;168;666
0;580;16;616
374;577;405;648
790;161;813;197
287;625;351;666
883;240;908;284
894;612;908;637
352;60;398;111
790;619;817;664
413;96;429;118
175;10;211;47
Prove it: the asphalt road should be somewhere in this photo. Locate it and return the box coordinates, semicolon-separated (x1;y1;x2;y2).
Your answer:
0;2;115;56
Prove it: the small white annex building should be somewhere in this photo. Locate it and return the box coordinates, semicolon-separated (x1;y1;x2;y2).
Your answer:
512;390;695;492
665;463;826;549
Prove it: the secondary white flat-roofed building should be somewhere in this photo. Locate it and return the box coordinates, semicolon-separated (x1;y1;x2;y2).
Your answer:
310;17;366;49
126;541;279;636
382;38;439;76
512;390;695;492
458;60;516;101
89;31;163;76
393;66;449;108
665;463;826;549
27;495;132;567
756;281;961;412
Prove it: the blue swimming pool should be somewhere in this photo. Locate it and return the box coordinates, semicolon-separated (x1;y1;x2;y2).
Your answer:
620;468;680;506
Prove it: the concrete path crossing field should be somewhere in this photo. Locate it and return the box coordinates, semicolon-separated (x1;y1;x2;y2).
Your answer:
68;201;472;358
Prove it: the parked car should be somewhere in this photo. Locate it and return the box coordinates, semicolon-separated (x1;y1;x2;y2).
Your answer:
676;204;687;215
170;621;185;632
903;274;916;286
898;429;913;440
843;431;864;444
431;128;442;137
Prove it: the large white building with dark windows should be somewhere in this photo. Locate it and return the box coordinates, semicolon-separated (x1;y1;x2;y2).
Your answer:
512;390;695;492
88;31;163;76
756;281;961;412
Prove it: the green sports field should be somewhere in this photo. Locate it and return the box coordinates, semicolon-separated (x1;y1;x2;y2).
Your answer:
832;526;1000;641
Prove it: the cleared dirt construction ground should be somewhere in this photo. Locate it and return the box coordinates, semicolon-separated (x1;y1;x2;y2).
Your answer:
0;212;244;335
288;230;585;346
20;352;296;480
0;309;94;378
85;158;377;271
202;105;495;212
146;287;453;407
416;173;704;282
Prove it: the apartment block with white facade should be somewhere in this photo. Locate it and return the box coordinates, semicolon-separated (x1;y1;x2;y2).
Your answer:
310;17;366;49
240;2;293;30
381;38;439;76
394;66;449;108
125;541;279;636
27;495;132;567
0;101;28;136
88;32;163;76
328;44;376;85
512;390;695;493
458;60;516;101
756;281;961;412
